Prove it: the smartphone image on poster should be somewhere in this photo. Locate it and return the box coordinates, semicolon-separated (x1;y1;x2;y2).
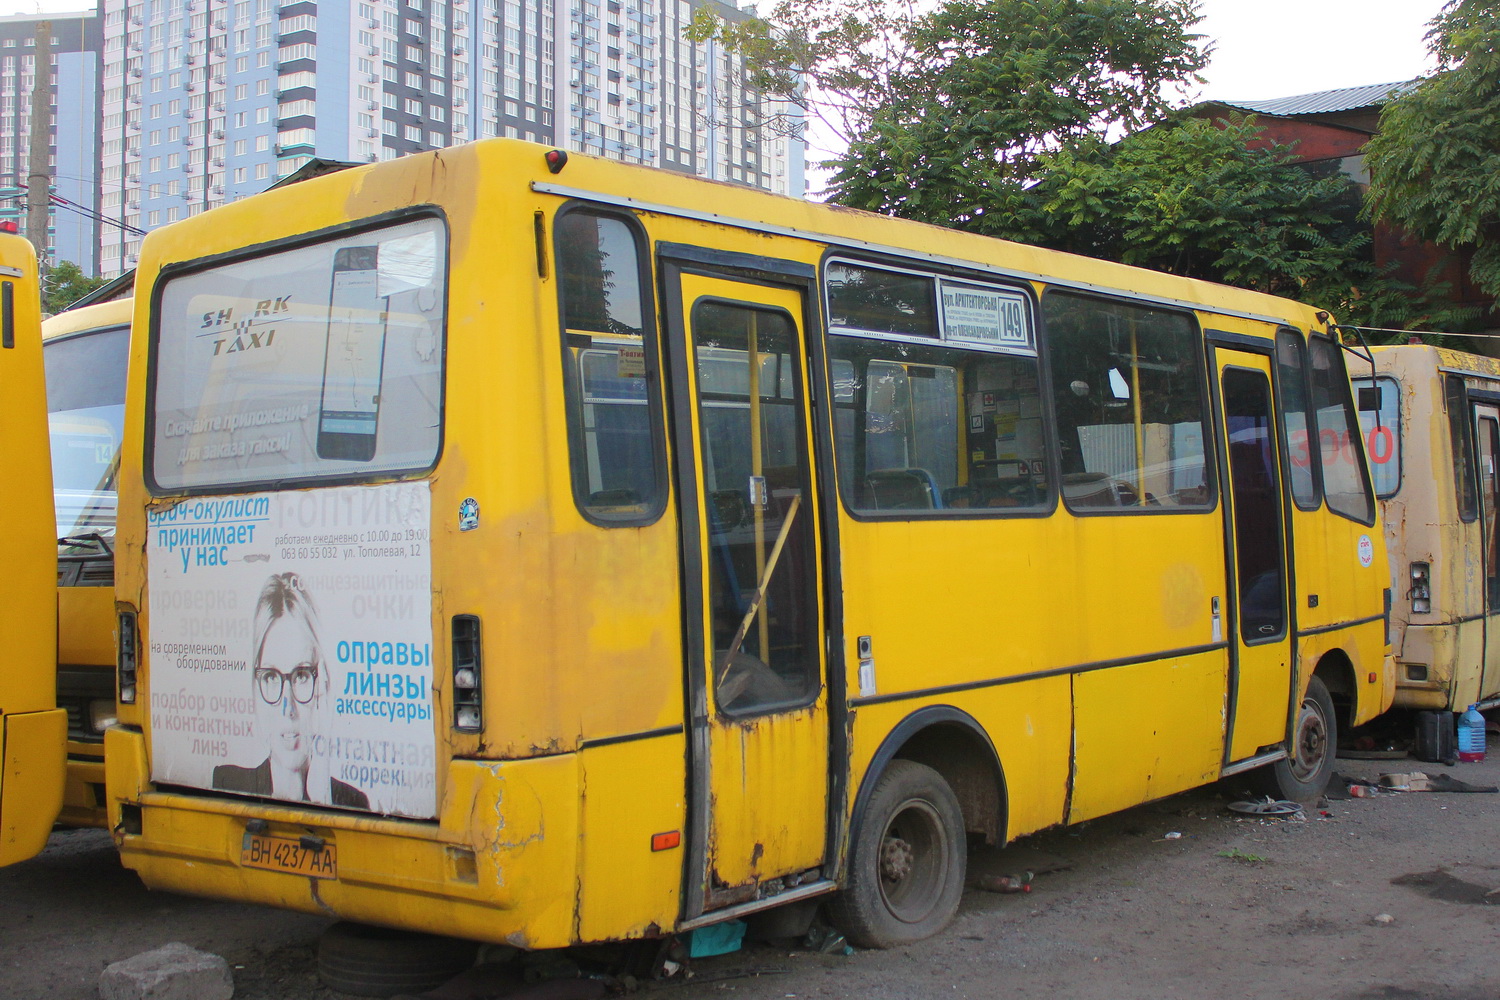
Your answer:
317;246;388;462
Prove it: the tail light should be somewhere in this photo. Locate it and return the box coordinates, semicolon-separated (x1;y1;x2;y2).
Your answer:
451;615;482;732
117;610;139;704
1409;562;1431;614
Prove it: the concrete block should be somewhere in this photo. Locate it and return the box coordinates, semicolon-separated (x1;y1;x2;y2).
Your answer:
98;941;234;1000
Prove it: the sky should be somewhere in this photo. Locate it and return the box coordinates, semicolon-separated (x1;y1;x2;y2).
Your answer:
0;0;1452;95
1193;0;1445;102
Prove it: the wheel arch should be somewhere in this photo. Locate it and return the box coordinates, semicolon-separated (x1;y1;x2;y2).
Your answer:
850;706;1008;850
1311;647;1357;733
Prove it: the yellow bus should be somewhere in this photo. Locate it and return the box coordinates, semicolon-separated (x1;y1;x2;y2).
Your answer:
1355;344;1500;714
43;296;132;828
0;233;67;866
109;140;1392;949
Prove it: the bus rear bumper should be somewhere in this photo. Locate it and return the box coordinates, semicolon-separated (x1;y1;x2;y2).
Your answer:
0;708;67;866
106;726;582;947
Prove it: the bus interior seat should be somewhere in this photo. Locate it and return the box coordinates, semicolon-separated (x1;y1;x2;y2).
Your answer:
863;468;941;509
944;476;1040;508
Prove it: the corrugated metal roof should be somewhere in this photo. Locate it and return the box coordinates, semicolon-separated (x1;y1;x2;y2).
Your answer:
1210;80;1420;117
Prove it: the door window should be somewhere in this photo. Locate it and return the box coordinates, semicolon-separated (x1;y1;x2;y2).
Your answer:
692;301;818;714
1224;368;1286;641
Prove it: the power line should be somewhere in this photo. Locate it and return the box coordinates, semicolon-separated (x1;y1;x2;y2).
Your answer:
3;181;146;236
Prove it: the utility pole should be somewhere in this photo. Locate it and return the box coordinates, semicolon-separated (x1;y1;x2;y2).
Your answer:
26;20;52;278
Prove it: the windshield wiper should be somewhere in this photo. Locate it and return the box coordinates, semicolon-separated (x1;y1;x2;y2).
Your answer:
58;532;115;560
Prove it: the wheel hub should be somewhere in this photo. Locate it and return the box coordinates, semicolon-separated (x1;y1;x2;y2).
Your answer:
880;834;914;883
1291;696;1328;781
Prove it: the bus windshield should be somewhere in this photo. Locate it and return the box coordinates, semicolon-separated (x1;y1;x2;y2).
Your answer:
45;324;129;545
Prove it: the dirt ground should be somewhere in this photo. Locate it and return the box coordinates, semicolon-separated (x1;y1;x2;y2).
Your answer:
5;740;1500;1000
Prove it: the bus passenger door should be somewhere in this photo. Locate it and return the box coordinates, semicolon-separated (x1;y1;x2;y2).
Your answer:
1472;404;1500;702
1216;352;1294;762
662;259;832;920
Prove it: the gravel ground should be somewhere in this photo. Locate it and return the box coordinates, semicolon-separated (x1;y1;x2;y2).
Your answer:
4;738;1498;1000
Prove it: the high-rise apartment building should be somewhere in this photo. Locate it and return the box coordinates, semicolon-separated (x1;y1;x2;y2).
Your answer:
95;0;805;277
0;11;103;274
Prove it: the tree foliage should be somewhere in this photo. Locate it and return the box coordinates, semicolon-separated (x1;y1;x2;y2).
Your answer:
1364;0;1500;305
1033;117;1476;331
829;0;1206;220
42;260;107;315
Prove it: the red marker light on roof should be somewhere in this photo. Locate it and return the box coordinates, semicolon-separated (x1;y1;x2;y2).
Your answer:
545;149;569;174
0;220;17;234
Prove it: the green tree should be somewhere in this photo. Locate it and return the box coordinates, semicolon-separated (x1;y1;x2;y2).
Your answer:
1028;115;1470;331
42;260;107;315
828;0;1208;224
1364;0;1500;306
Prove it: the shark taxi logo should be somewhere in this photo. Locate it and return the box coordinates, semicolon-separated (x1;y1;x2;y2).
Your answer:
199;295;293;357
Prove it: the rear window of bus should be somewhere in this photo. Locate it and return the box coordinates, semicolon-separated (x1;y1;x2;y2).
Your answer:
149;214;447;492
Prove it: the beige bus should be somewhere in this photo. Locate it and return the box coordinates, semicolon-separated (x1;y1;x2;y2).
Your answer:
1356;345;1500;714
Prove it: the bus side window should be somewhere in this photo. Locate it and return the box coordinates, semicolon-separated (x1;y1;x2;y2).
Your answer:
1043;293;1212;512
1353;375;1401;499
1446;375;1479;522
1276;330;1320;509
825;263;1048;516
556;208;664;525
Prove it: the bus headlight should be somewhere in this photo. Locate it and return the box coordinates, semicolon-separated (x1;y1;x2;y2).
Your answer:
1409;562;1431;614
451;615;483;733
117;610;138;704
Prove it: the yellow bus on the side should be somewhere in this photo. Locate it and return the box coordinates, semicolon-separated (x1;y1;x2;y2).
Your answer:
0;233;66;865
108;140;1392;948
42;295;132;827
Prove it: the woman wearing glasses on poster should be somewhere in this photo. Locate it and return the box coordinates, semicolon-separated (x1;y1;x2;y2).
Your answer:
212;572;370;810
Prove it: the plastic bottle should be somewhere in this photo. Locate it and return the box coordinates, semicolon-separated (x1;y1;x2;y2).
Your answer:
1457;704;1487;762
975;872;1033;893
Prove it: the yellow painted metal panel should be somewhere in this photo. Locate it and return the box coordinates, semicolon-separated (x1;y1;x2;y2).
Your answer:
40;297;132;342
846;681;1073;844
0;710;67;866
0;235;62;865
115;724;584;947
58;753;107;829
706;707;828;889
1070;652;1227;823
576;738;687;941
0;236;55;718
58;587;117;668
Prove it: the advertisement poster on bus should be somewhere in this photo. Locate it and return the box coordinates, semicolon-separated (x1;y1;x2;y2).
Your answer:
146;481;436;819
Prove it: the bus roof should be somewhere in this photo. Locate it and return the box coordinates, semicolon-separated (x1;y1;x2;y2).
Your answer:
42;296;132;342
136;137;1332;333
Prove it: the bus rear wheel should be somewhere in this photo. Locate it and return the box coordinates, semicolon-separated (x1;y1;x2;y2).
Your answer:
1252;675;1337;803
830;759;966;948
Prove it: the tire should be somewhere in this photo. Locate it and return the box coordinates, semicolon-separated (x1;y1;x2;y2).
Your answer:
1250;675;1338;802
829;759;967;949
316;921;478;998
